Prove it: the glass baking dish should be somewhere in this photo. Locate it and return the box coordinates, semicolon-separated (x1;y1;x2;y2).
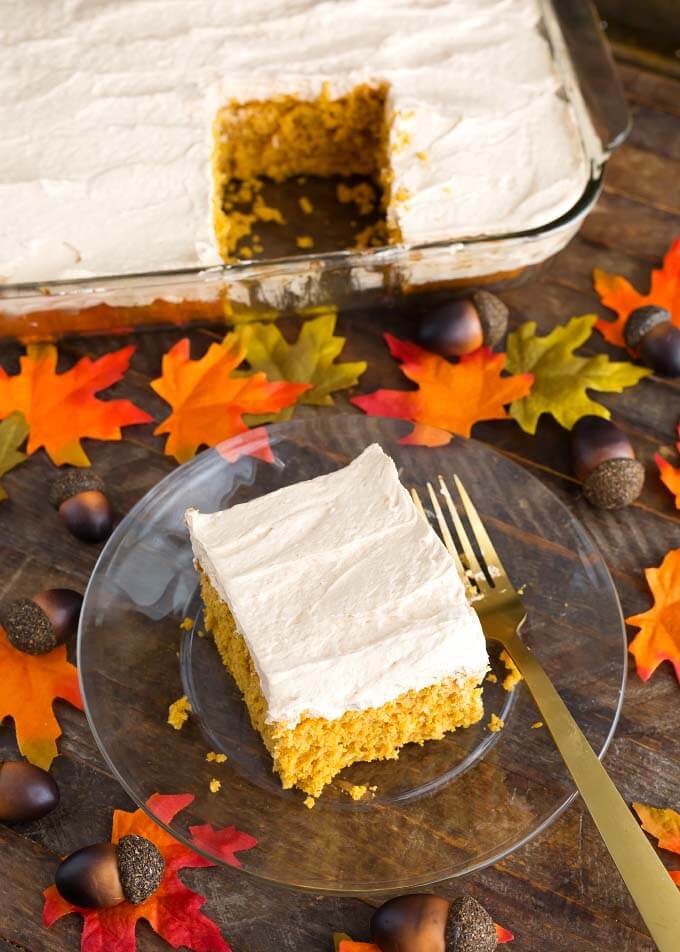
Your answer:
0;0;630;341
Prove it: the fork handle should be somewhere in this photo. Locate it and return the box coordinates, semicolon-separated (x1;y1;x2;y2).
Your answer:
503;631;680;951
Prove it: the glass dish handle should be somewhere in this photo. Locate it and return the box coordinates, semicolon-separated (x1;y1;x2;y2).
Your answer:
552;0;632;154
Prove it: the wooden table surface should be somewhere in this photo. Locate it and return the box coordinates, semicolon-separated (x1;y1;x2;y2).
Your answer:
1;58;679;952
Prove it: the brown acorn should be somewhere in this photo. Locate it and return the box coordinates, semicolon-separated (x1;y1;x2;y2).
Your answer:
55;834;165;909
0;760;60;823
371;893;497;952
1;588;82;654
570;416;644;509
417;291;509;357
624;305;680;377
49;471;113;543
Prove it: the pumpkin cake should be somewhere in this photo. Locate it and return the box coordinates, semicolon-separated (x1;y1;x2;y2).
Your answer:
185;444;488;798
1;0;589;284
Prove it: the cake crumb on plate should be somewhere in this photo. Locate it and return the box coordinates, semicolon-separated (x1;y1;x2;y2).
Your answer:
304;796;316;809
488;713;504;732
179;617;193;631
500;649;522;691
531;721;544;729
167;695;191;730
206;751;228;763
209;778;221;793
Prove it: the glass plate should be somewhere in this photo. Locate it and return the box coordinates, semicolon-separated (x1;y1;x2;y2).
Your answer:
79;415;626;895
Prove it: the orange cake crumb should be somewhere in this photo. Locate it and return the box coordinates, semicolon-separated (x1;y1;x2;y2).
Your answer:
303;796;316;809
206;751;228;763
336;181;376;216
168;695;192;730
500;649;522;691
531;721;544;730
209;778;221;793
296;236;314;249
180;617;193;631
298;196;314;214
488;713;504;732
486;672;498;684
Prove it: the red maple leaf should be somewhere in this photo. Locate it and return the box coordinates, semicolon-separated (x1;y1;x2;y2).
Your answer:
351;335;532;446
43;793;257;952
594;237;680;348
655;422;680;510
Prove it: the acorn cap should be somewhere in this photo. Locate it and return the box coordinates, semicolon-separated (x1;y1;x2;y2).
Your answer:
49;470;106;509
116;834;165;904
445;895;497;952
623;305;670;351
472;291;508;348
584;458;645;510
2;598;58;654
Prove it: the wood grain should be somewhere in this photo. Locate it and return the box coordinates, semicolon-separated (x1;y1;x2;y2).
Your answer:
1;61;679;952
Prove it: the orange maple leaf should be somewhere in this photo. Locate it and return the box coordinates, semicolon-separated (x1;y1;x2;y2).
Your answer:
151;335;309;463
633;802;680;886
655;422;680;510
351;335;533;446
594;237;680;348
44;793;257;952
0;344;152;466
0;626;83;769
626;548;680;683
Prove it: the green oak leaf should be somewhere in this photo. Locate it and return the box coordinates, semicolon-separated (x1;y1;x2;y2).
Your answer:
0;411;29;501
236;309;367;422
506;314;651;434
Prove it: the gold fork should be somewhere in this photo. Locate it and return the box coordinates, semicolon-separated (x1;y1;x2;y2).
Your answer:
412;474;680;951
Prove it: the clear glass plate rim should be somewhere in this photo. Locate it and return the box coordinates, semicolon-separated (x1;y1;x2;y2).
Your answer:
76;416;628;895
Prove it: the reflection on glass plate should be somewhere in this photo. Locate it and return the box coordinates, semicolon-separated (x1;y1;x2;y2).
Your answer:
79;415;626;894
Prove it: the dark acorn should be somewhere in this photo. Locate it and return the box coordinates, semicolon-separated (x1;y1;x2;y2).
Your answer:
370;893;497;952
55;834;164;909
570;416;644;509
417;291;509;357
0;760;60;823
1;588;82;654
624;305;680;377
49;471;113;543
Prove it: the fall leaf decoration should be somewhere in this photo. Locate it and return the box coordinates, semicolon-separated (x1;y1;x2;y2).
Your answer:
506;315;650;434
0;411;28;500
0;626;83;769
332;922;514;950
594;237;680;347
626;548;680;683
43;792;257;952
632;803;680;885
655;422;680;510
0;344;151;466
234;310;367;421
150;334;309;463
351;335;533;446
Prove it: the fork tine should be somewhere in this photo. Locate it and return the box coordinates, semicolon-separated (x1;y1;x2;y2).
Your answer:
424;484;469;590
452;474;510;584
437;476;489;593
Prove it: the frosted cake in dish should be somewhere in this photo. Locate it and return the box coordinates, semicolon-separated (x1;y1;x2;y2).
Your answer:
1;0;589;284
186;444;488;797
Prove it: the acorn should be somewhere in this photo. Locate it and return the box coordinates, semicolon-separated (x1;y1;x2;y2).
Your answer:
371;893;497;952
624;305;680;377
49;471;113;543
417;291;509;357
0;760;60;823
1;588;82;654
55;834;164;909
570;416;644;509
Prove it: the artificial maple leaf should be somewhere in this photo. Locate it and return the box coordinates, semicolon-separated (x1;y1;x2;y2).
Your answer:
655;422;680;510
234;310;367;422
43;792;257;952
506;315;650;434
0;411;28;500
626;548;680;683
0;344;151;466
151;335;309;463
351;335;533;446
0;626;82;769
633;802;680;885
594;238;680;347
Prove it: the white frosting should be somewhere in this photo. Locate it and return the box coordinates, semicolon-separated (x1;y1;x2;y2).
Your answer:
1;0;589;285
186;444;488;726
